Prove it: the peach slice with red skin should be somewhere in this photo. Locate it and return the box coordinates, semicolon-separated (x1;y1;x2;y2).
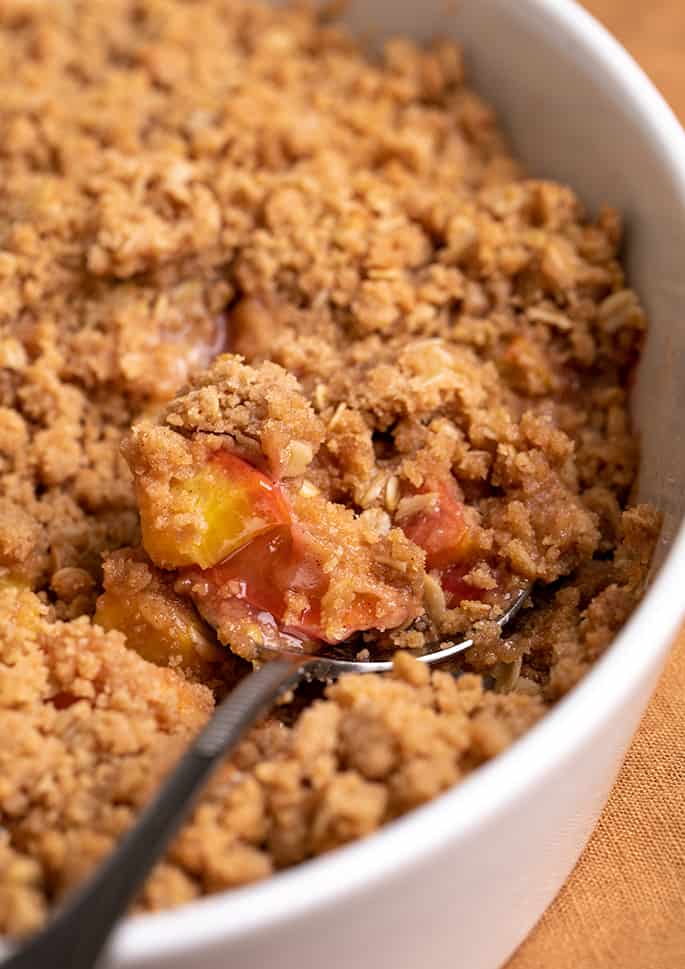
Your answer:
440;563;486;607
137;446;344;643
402;478;472;570
402;477;484;605
139;450;291;570
182;523;389;646
181;525;328;645
95;583;221;673
139;448;421;650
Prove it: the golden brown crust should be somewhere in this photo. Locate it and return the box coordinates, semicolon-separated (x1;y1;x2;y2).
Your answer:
0;578;213;933
152;355;324;475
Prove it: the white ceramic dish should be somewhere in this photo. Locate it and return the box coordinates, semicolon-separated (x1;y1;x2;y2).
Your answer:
7;2;685;967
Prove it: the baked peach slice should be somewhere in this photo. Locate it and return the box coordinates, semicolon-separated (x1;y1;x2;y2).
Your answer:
176;484;425;662
95;549;224;675
401;478;473;571
400;477;485;606
129;439;423;657
177;525;327;657
135;447;291;571
132;449;423;659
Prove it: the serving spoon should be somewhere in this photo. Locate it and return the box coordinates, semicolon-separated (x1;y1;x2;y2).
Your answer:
2;588;528;969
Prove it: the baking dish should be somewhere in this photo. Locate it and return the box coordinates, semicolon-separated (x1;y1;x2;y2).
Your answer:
7;2;685;967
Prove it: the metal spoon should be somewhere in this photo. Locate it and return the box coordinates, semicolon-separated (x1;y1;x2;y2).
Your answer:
2;588;528;969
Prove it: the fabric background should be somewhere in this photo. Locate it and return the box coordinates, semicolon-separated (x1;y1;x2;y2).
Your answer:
507;3;685;967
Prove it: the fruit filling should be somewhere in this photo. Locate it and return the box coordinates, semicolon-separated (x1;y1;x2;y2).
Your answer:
137;447;484;652
173;465;429;658
399;478;486;605
95;548;224;675
182;524;329;643
122;370;430;662
137;450;291;570
119;354;550;664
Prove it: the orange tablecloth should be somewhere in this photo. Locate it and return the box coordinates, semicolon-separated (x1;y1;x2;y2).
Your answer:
508;3;685;966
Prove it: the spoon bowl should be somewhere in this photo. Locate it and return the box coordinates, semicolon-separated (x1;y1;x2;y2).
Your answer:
259;585;531;679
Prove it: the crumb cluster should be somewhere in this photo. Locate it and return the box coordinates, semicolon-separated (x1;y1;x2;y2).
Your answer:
0;0;658;935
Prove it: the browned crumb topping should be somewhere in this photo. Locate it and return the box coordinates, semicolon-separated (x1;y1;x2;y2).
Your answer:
0;0;659;935
158;355;326;476
0;576;544;934
0;578;212;934
514;505;661;698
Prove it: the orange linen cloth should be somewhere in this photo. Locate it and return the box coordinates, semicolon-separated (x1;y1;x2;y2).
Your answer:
507;3;685;967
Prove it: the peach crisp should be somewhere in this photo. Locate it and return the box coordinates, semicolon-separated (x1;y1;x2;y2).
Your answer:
0;0;658;937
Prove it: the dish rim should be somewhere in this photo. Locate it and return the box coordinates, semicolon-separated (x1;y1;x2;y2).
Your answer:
5;0;685;963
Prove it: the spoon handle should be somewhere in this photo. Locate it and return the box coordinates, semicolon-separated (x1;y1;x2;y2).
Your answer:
3;659;300;969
